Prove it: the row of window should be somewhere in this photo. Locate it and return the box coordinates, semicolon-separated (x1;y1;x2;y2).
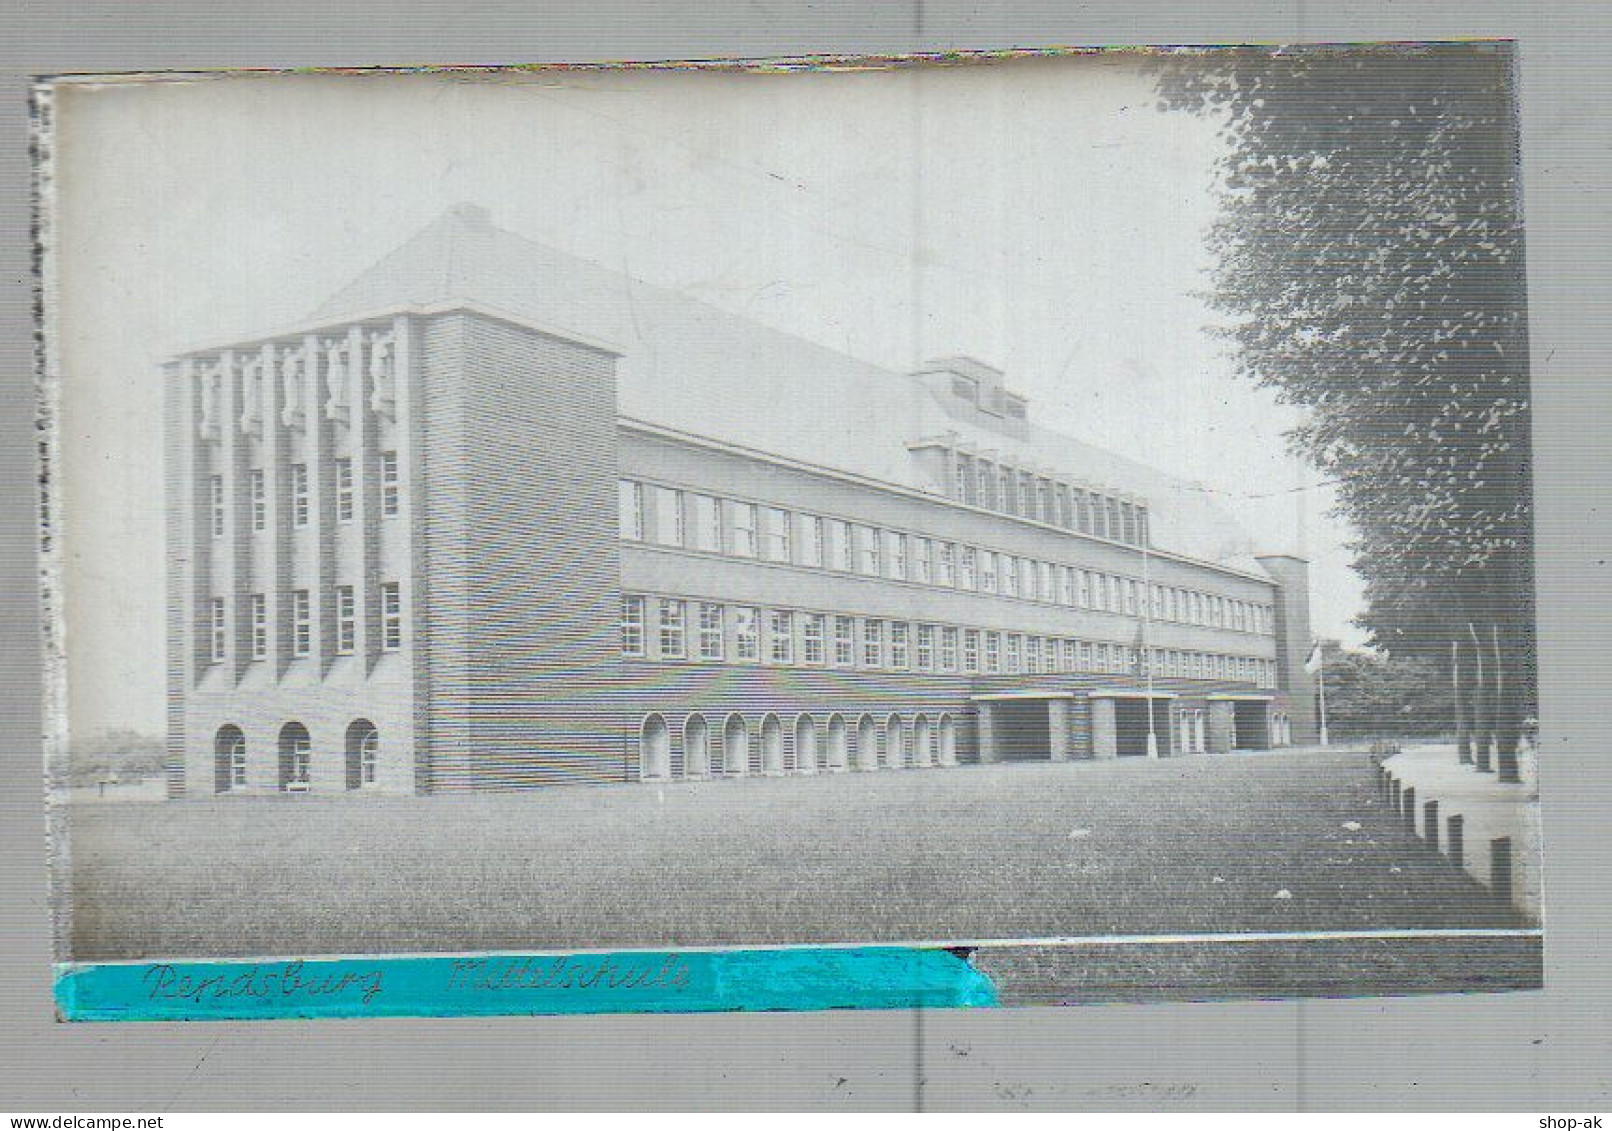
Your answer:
213;719;380;792
947;451;1148;548
639;710;960;781
206;452;401;537
205;583;403;664
621;595;1278;687
619;481;1274;635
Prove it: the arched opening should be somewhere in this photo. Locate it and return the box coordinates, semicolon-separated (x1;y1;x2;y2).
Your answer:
723;714;750;777
761;714;784;775
795;714;819;774
214;725;246;793
855;714;878;771
640;714;671;781
684;714;711;778
826;714;848;772
938;714;957;766
914;715;933;768
883;714;904;770
278;722;312;792
344;719;379;790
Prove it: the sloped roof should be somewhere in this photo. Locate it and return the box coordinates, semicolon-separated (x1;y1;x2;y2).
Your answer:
311;205;1270;576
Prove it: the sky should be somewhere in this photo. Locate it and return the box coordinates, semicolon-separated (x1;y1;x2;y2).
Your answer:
49;57;1365;740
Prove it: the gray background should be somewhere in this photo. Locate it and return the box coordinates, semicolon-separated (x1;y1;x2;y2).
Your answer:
3;0;1607;1112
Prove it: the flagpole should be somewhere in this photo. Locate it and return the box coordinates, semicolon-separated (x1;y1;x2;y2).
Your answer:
1141;510;1158;759
1316;645;1330;747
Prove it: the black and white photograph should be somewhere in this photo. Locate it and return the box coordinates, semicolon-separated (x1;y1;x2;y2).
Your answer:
40;43;1543;1013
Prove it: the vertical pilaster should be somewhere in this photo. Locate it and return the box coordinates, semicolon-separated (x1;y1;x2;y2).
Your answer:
309;334;336;674
1048;699;1072;762
261;342;289;682
976;702;999;764
1090;696;1117;759
1208;700;1235;754
219;351;248;682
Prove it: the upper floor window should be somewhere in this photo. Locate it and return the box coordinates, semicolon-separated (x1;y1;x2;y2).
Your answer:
209;475;225;537
979;550;998;594
1077;569;1092;608
730;502;758;558
291;464;310;528
658;598;686;659
380;583;403;651
939;626;958;672
335;457;355;522
1136;505;1150;546
651;486;684;548
291;589;311;657
618;480;644;541
734;606;760;661
958;546;977;590
912;536;932;584
698;602;724;660
999;468;1015;515
762;507;792;563
885;530;907;581
335;584;357;654
833;615;855;667
890;622;910;670
827;520;852;572
1062;638;1078;672
800;514;824;568
249;470;266;532
977;464;994;510
953;456;972;503
861;619;884;668
1001;555;1019;598
250;594;268;660
857;526;882;577
693;494;721;552
207;597;226;663
769;610;794;664
1005;634;1023;674
381;451;400;517
983;631;1001;674
936;542;955;588
1019;474;1035;518
1025;636;1042;674
915;624;935;671
620;595;646;657
803;613;826;665
962;629;980;673
1124;579;1140;617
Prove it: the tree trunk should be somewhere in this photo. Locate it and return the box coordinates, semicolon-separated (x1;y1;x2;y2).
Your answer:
1493;621;1524;783
1453;636;1473;765
1468;622;1494;772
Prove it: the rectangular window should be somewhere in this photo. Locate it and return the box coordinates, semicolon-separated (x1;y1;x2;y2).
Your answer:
620;595;646;656
954;457;972;503
800;514;825;568
1136;506;1150;546
1020;474;1035;518
1062;638;1079;672
292;589;311;657
651;486;685;548
698;602;724;660
1040;562;1055;604
958;546;977;590
1002;556;1020;598
381;451;400;517
1025;635;1042;673
763;507;792;562
913;536;933;584
885;531;907;580
861;619;884;668
977;464;994;509
940;626;958;672
250;593;268;660
1078;640;1093;671
803;613;826;664
984;632;1002;674
249;469;266;531
1108;575;1124;614
209;475;225;537
827;519;852;571
1000;468;1016;514
1058;566;1074;606
1006;634;1023;674
1056;485;1073;528
692;494;721;552
735;606;760;661
1037;481;1051;523
335;457;354;522
658;598;686;659
291;463;310;528
380;582;402;651
618;480;644;540
1121;501;1136;544
1076;569;1091;608
1108;498;1124;542
336;584;356;654
915;624;935;671
770;610;794;664
858;526;882;576
1125;579;1140;616
730;502;758;558
833;615;855;667
890;622;910;670
962;629;980;673
937;542;956;587
1193;592;1205;625
207;597;226;663
979;550;998;594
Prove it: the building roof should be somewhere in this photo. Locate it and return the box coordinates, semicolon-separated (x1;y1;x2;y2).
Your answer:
310;205;1273;577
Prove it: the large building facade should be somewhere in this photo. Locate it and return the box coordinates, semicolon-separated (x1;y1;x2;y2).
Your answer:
166;206;1317;796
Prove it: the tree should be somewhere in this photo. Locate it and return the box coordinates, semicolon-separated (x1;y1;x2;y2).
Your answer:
1154;45;1534;780
1313;641;1448;741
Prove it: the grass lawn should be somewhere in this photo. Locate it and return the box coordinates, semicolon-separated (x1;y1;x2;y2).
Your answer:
59;748;1530;971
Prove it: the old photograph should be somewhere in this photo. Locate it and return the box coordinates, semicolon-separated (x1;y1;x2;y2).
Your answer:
40;44;1542;1016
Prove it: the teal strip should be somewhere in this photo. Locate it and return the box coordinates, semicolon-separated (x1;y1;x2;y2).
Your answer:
54;946;999;1022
